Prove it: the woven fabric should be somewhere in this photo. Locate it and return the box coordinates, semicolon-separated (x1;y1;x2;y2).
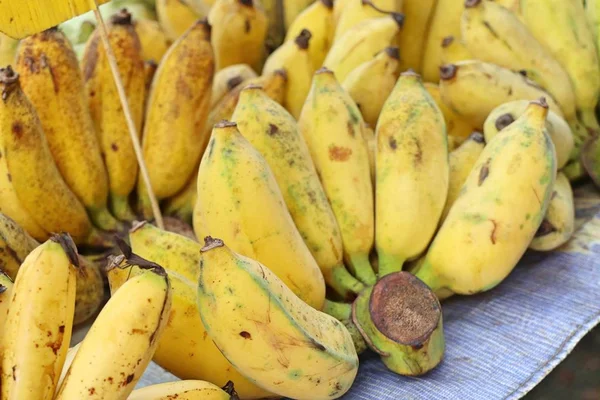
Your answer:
138;184;600;399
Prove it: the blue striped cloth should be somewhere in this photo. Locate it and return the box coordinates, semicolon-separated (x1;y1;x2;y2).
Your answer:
138;184;600;399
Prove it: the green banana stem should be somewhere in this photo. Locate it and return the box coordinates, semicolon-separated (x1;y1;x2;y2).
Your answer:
376;252;406;278
323;299;352;320
327;265;366;300
347;252;377;285
412;260;455;301
88;206;124;232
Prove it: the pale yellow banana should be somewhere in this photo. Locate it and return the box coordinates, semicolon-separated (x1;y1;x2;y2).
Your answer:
334;0;403;41
424;82;474;142
439;35;472;65
211;63;258;108
134;17;172;63
362;124;376;183
283;0;315;30
56;343;80;393
129;380;234;400
163;170;198;225
0;212;40;279
156;0;202;41
0;270;12;335
333;0;351;24
0;32;18;66
397;0;436;73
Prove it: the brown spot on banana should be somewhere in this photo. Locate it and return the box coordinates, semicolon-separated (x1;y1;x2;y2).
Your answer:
347;121;355;137
244;19;251;33
268;123;279;135
489;219;498;244
441;36;454;48
11;121;23;138
227;76;244;90
389;137;397;150
478;159;491;186
328;145;352;161
439;64;458;80
535;219;557;237
495;113;515;131
470;132;485;143
239;331;252;339
295;29;312;50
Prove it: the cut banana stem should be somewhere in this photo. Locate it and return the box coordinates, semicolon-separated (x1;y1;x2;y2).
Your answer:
353;271;445;376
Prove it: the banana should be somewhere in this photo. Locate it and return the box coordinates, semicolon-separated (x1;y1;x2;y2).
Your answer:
0;212;40;279
461;0;576;121
0;270;12;335
342;46;399;127
209;0;268;72
440;132;485;222
138;20;214;219
55;251;172;400
163;170;198;224
56;343;80;392
298;68;376;286
396;0;436;73
439;61;563;128
263;29;314;118
129;380;236;400
1;234;78;400
483;100;574;169
211;63;258;108
375;71;448;277
262;0;285;53
232;85;364;299
362;124;376;183
283;0;315;30
73;255;105;326
285;0;335;71
323;13;404;83
424;82;474;142
143;60;158;114
586;0;600;50
439;35;472;65
333;0;351;24
421;0;464;82
414;99;556;299
0;32;19;66
334;0;402;41
156;0;202;41
529;172;575;251
134;17;171;63
15;27;120;232
194;121;326;309
197;237;359;400
581;132;600;188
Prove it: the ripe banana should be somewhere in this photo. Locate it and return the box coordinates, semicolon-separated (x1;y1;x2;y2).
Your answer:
163;170;198;225
197;237;359;400
73;255;105;326
232;85;364;299
342;46;399;128
56;252;172;400
334;0;402;41
529;172;575;252
134;17;172;63
1;234;78;400
285;0;334;71
363;124;376;183
263;29;314;118
424;82;474;142
129;380;237;400
396;0;436;73
483;100;574;169
414;99;556;299
333;0;350;24
461;0;576;121
439;61;563;128
262;0;285;53
375;71;449;277
156;0;202;41
209;0;268;72
323;14;404;83
138;20;214;219
0;270;12;335
56;343;80;393
0;212;40;279
298;68;376;286
194;121;326;309
439;35;472;65
211;63;258;108
440;132;485;222
16;27;119;232
0;32;18;66
283;0;315;30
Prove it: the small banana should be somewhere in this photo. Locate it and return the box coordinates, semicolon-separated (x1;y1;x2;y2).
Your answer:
0;270;12;335
396;0;436;73
323;13;404;83
0;212;40;279
285;0;335;71
209;0;268;72
156;0;202;41
414;99;556;299
129;380;237;400
342;46;399;127
529;172;575;251
263;29;314;118
298;68;376;286
138;20;214;219
439;35;472;65
334;0;402;41
375;71;449;277
194;121;326;309
1;234;78;400
439;61;563;128
197;237;359;400
424;82;474;142
163;170;198;225
283;0;316;30
73;255;105;326
134;17;172;63
211;63;258;108
483;100;574;169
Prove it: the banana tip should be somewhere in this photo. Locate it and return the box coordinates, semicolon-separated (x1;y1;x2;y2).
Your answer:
51;233;80;268
110;8;133;25
391;12;405;28
201;236;225;252
295;29;313;50
243;83;264;91
384;47;400;60
441;36;454;48
464;0;482;8
227;76;245;90
239;0;253;6
214;120;238;129
0;284;6;294
221;381;240;400
401;69;420;78
532;97;549;109
316;66;333;75
273;69;288;81
0;66;19;85
321;0;334;9
130;220;148;233
495;113;515;131
439;64;458;80
469;132;485;143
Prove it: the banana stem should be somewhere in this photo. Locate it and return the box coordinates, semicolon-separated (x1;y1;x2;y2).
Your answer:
347;253;377;285
322;299;352;320
327;265;365;300
90;0;164;230
377;253;406;279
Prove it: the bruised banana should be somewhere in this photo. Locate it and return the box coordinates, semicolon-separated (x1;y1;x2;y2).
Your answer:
483;100;574;169
299;68;376;286
375;71;449;277
209;0;268;72
211;63;258;108
139;20;214;219
424;82;474;142
232;85;364;299
156;0;202;41
0;212;40;279
197;237;359;400
397;0;436;73
440;35;472;65
414;99;556;299
16;27;119;232
342;46;399;128
1;234;78;400
263;29;313;119
0;270;11;335
529;172;575;252
163;170;198;225
129;380;237;400
194;122;326;309
439;61;563;128
134;17;172;63
334;0;402;41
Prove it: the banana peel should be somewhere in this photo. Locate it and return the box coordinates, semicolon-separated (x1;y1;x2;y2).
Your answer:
582;134;600;189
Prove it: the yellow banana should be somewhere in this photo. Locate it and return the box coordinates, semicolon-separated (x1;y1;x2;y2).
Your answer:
424;82;474;142
396;0;436;73
16;27;119;232
0;32;18;66
211;63;258;108
421;0;464;82
334;0;402;41
342;46;399;127
461;0;576;121
529;172;575;251
0;270;12;335
143;60;158;114
586;0;600;51
56;252;172;400
414;99;556;299
375;71;448;277
156;0;202;41
134;17;172;63
232;85;364;298
298;68;376;286
163;170;198;225
263;29;314;118
362;124;376;183
439;61;563;128
129;380;235;400
333;0;351;24
209;0;268;72
262;0;286;53
483;100;574;169
283;0;315;30
0;212;39;279
323;14;404;83
439;35;472;65
285;0;335;71
197;237;359;400
73;255;105;326
56;343;80;393
138;20;214;219
1;234;78;400
440;132;485;222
